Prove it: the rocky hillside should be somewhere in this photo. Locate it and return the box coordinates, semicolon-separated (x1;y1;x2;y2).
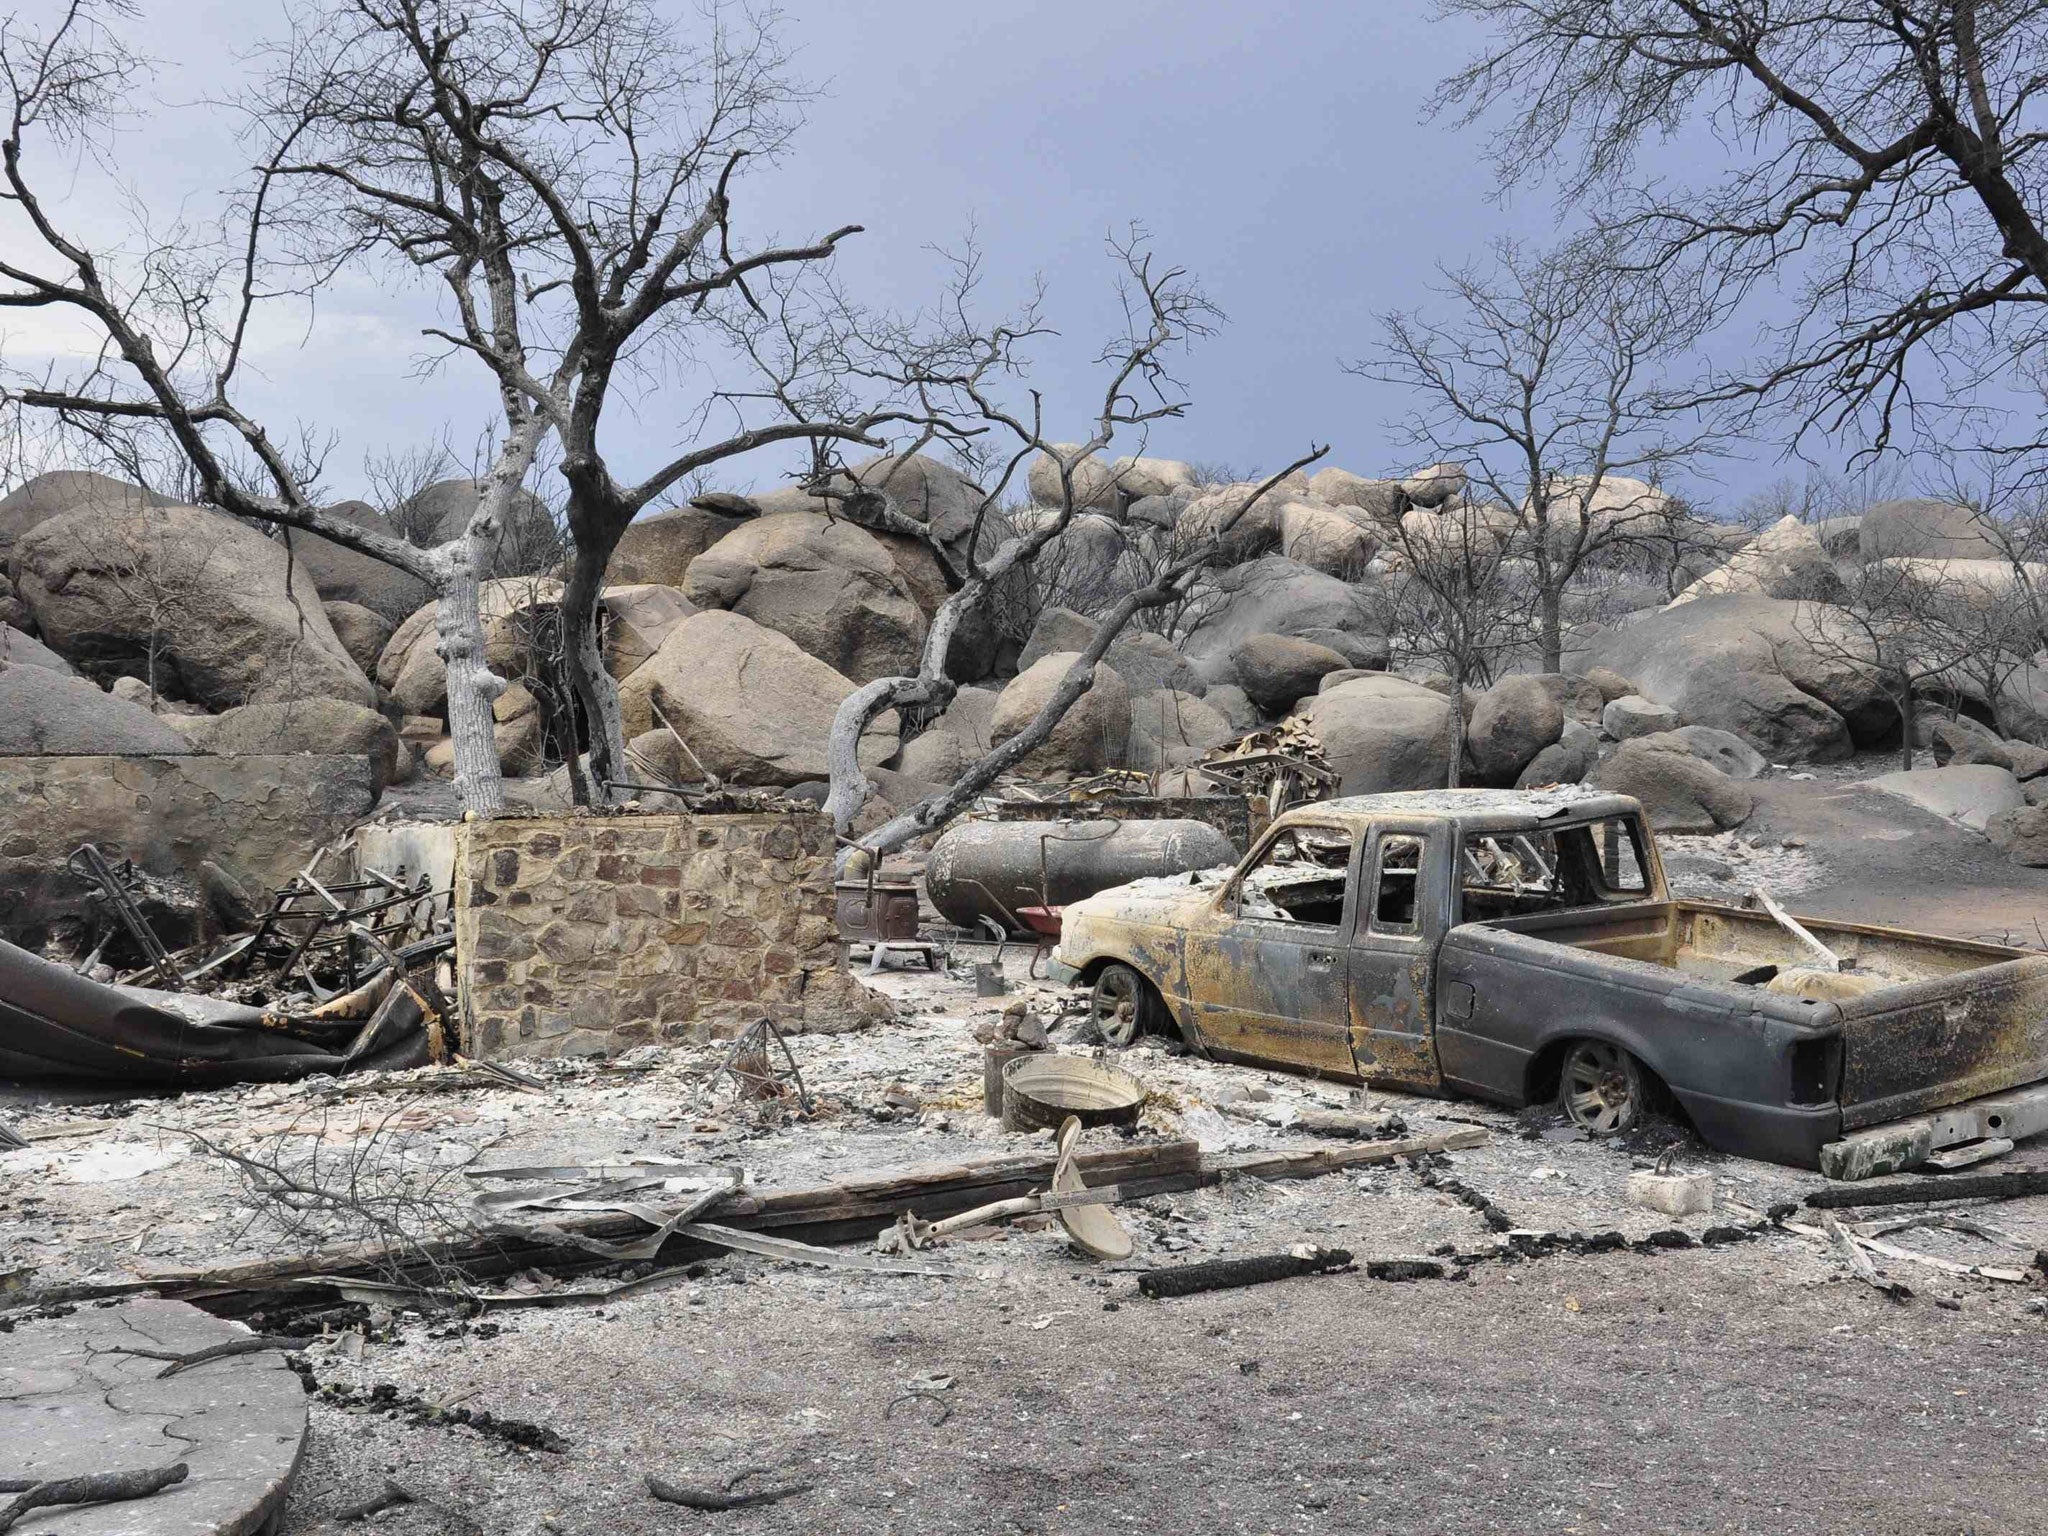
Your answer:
7;454;2048;896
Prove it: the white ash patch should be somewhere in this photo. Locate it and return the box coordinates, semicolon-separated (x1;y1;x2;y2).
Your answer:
1660;830;1828;901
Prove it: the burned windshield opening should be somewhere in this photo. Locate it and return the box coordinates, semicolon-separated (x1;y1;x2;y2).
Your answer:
1235;827;1353;927
1459;817;1649;922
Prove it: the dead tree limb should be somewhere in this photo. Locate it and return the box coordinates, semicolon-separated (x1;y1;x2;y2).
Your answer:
111;1335;301;1378
0;1464;188;1533
838;445;1327;871
646;1474;811;1512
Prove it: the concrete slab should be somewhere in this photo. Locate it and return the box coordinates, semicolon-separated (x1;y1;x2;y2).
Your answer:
0;1298;306;1534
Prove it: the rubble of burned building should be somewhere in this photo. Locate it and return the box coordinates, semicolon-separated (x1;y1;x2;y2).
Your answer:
14;457;2048;1533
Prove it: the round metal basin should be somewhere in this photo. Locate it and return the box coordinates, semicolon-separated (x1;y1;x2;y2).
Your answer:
1001;1054;1144;1133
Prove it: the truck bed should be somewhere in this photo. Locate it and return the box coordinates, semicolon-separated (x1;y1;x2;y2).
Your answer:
1435;900;2048;1165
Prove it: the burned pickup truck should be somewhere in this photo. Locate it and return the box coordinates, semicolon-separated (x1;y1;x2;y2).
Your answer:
1051;788;2048;1176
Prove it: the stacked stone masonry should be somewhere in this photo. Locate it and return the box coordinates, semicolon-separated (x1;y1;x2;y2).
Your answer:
454;810;882;1058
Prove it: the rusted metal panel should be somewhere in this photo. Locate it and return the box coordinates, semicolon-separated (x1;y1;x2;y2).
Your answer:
1836;957;2048;1127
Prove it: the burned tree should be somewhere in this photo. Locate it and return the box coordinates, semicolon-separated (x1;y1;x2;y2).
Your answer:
810;244;1325;865
1440;0;2048;466
1354;239;1718;673
260;0;934;805
1375;501;1530;787
0;1;530;813
814;237;1221;839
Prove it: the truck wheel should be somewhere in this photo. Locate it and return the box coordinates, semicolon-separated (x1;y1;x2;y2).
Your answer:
1558;1039;1646;1136
1091;963;1164;1048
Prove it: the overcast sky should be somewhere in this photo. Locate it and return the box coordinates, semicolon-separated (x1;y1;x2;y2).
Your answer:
0;1;1957;515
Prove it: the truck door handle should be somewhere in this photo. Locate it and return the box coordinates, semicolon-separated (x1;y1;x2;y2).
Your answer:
1308;950;1339;967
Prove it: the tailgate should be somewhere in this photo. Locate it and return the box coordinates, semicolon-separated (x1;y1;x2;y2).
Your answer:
1837;957;2048;1128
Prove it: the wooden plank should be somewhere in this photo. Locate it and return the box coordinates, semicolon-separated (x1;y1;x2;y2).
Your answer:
39;1129;1487;1309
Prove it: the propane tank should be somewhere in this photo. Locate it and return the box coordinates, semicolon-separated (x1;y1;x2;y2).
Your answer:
925;817;1237;933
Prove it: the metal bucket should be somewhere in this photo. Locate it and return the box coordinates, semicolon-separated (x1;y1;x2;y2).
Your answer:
1000;1054;1145;1133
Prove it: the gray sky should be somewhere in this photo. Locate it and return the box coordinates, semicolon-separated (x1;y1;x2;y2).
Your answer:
0;1;1919;513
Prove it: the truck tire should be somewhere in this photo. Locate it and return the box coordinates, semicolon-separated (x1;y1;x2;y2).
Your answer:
1091;962;1168;1048
1558;1039;1646;1136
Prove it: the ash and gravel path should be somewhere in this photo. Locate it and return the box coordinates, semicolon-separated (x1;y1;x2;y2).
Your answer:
11;882;2048;1533
276;1236;2048;1536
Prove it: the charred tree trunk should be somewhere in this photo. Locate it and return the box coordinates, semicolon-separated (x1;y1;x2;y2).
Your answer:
1538;585;1564;676
425;543;507;817
555;461;633;807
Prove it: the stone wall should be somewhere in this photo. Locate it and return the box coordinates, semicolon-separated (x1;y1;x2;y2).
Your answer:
452;810;884;1059
0;753;379;948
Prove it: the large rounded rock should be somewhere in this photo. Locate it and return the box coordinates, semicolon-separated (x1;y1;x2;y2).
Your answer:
1603;694;1680;741
683;512;926;682
1467;675;1565;785
1928;716;2048;780
893;727;969;784
1101;630;1201;697
1516;722;1599;788
1106;455;1196;501
15;498;374;709
1127;488;1198;530
1582;666;1636;704
286;501;433;625
1308;467;1404;521
616;609;897;785
1859;499;2002;562
1577;595;1885;762
1526;672;1606;724
1232;633;1352;714
1020;611;1201;697
1016;607;1099;672
378;577;564;719
932;685;999;753
1027;446;1121;510
181;699;403;788
1401;464;1466;508
0;666;194;754
1181;556;1378;669
837;451;990;548
323;600;395;676
1175;483;1288;565
1631;726;1768;781
426;712;544;780
1280;498;1378;579
1877;556;2048;610
989;653;1130;775
1590;741;1753;833
608;504;751;587
1396;505;1507;561
599;583;695;681
1302;675;1457;794
1296;628;1390;672
0;622;76;675
1866;764;2025;833
1989;804;2048;866
0;470;169;558
1668;515;1843;607
1128;688;1235;770
1206;683;1260;734
400;477;559;576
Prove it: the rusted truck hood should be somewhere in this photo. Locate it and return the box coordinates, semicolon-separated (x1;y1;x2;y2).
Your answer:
1056;869;1227;969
